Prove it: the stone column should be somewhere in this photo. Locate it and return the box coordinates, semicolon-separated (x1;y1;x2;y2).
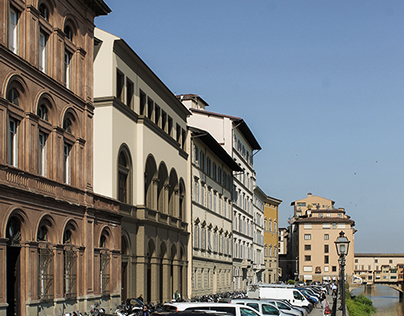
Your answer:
152;178;159;210
164;184;170;214
150;256;159;303
161;258;171;303
172;260;180;297
0;238;7;306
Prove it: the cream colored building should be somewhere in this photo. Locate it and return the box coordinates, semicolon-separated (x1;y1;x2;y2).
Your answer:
180;94;261;291
189;126;241;296
263;196;282;283
291;193;356;283
93;28;190;303
252;186;266;283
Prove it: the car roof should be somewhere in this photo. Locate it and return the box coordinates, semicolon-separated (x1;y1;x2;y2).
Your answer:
152;311;232;316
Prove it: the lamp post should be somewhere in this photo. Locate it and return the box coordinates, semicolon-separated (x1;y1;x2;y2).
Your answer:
334;231;350;316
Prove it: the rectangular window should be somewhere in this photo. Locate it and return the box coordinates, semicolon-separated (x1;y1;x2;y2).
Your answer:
305;255;311;261
126;78;134;108
147;97;153;119
304;223;312;229
324;244;329;253
332;266;337;272
324;255;329;264
201;185;205;206
64;249;77;298
116;70;125;102
176;124;181;143
39;132;47;176
323;223;331;229
305;244;311;251
324;234;329;240
161;111;167;131
8;118;18;167
9;8;19;53
39;247;54;300
100;252;110;295
39;32;47;73
182;128;186;150
139;90;146;115
218;196;222;215
64;51;72;89
304;234;311;240
303;266;312;272
168;116;173;136
154;104;160;126
337;223;346;229
63;143;71;184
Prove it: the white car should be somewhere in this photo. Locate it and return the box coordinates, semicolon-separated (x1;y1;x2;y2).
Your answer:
163;302;262;316
227;299;294;316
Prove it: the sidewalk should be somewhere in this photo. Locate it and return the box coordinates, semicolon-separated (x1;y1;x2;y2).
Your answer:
308;293;345;316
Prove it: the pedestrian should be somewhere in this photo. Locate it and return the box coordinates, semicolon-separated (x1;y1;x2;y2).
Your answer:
331;283;337;298
138;305;149;316
173;290;181;301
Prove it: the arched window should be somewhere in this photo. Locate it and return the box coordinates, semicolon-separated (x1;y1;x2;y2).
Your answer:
179;179;185;220
37;104;48;121
37;218;54;300
118;148;132;204
63;223;77;298
6;217;21;246
63;117;72;133
99;229;110;295
7;88;19;105
39;3;49;20
64;25;73;41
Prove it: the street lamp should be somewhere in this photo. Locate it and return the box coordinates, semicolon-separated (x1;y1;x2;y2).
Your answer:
334;231;350;316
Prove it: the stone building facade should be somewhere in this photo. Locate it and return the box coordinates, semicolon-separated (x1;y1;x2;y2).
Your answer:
189;125;241;296
180;94;262;291
0;1;121;315
93;28;190;303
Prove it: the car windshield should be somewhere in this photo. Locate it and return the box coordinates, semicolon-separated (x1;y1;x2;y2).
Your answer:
187;307;236;316
240;307;260;316
246;303;259;312
293;291;304;300
277;302;290;310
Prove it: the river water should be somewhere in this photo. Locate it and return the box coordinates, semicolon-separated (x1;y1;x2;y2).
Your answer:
351;284;404;315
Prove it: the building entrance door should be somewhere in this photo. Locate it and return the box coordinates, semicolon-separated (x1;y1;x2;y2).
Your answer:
7;246;20;316
122;262;128;304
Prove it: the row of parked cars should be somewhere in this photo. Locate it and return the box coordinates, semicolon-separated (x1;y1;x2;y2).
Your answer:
154;284;328;316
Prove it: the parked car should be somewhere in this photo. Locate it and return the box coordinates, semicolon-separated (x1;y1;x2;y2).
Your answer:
163;302;262;316
227;299;294;316
247;285;312;311
260;299;306;316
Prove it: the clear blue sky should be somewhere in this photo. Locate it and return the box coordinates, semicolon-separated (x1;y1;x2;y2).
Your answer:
96;1;404;253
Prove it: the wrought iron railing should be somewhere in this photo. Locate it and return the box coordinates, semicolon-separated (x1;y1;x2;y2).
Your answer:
64;249;77;299
39;246;54;301
100;252;110;296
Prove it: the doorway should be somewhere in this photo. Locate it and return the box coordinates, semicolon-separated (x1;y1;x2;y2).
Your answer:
7;246;20;316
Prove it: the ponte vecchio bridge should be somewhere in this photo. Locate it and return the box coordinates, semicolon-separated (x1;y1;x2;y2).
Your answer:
353;253;404;298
